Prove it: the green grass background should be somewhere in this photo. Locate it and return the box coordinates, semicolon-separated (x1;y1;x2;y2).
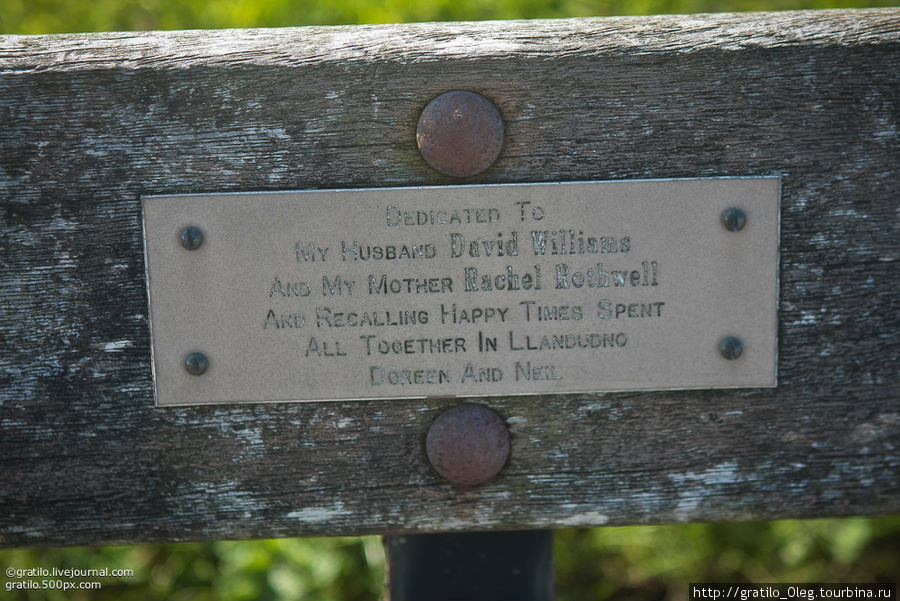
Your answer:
1;0;898;33
2;0;899;599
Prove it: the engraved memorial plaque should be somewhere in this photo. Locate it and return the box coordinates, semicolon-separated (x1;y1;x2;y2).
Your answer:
143;178;780;406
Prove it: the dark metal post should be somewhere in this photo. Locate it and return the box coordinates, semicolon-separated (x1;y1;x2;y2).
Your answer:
385;530;554;601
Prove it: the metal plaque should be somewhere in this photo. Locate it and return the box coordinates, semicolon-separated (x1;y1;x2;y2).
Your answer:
143;178;780;406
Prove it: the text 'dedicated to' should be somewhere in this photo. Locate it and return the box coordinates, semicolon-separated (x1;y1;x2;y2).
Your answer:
143;178;780;405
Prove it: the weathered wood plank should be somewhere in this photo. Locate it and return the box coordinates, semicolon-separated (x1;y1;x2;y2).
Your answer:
1;9;898;547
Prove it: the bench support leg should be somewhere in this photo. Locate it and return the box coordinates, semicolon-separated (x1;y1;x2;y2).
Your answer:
385;529;554;601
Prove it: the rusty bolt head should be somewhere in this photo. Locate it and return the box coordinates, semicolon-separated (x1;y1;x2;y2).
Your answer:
417;91;504;178
426;404;510;487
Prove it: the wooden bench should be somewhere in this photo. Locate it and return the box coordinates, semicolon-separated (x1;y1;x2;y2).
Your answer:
2;9;898;561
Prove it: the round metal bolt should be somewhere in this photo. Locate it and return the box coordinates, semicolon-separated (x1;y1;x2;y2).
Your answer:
426;404;510;487
722;208;746;232
719;337;744;361
180;226;204;250
417;90;504;178
185;352;209;376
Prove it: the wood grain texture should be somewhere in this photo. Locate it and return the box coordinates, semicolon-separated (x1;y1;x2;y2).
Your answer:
1;9;898;547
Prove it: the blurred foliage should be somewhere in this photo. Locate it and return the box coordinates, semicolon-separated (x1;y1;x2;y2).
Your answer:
3;518;900;600
0;0;897;33
3;0;900;599
2;537;385;600
555;518;900;601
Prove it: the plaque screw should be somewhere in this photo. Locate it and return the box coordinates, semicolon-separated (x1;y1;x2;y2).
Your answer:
719;337;743;361
417;90;504;178
180;226;204;250
722;208;746;232
425;404;510;487
185;352;209;376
